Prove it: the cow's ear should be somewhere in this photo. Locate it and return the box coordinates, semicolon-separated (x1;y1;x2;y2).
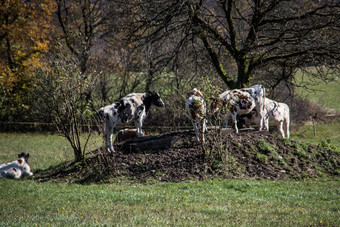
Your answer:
27;153;29;158
18;159;23;164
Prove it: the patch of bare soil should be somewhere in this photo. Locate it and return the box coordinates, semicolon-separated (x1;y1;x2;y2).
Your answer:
34;129;340;184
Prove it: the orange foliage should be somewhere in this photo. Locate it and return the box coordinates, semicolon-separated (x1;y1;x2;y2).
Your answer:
0;0;57;112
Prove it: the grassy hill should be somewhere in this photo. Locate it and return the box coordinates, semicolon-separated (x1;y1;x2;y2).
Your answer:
295;71;340;112
291;70;340;149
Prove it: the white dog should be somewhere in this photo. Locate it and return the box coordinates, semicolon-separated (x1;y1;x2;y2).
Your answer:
0;157;33;179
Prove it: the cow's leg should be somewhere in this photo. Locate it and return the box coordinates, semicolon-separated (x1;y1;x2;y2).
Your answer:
203;119;208;132
285;118;290;139
224;117;229;129
105;117;115;152
193;122;200;142
264;117;269;131
232;113;239;133
257;107;265;131
278;121;285;138
136;119;144;137
136;123;144;137
200;120;206;144
136;108;146;137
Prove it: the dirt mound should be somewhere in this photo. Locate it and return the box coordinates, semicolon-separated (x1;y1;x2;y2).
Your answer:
34;129;340;184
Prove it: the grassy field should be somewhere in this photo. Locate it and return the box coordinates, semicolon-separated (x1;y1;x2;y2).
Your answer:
1;176;339;226
0;131;340;226
295;70;340;112
290;118;340;151
292;70;340;149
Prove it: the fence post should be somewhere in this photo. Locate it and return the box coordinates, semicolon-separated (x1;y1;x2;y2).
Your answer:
312;113;317;137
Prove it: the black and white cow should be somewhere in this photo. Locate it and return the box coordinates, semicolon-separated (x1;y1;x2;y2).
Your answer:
98;91;164;152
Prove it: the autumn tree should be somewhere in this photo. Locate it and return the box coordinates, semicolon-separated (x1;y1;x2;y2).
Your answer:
126;0;340;90
0;0;56;121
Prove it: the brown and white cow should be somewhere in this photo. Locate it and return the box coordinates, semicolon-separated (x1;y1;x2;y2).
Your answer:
241;98;290;138
114;128;146;144
209;89;256;133
185;88;207;143
240;84;266;131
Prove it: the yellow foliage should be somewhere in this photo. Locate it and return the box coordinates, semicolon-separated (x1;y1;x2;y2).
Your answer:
0;0;56;94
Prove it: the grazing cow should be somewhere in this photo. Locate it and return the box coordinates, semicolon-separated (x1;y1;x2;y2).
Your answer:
185;88;207;143
240;84;266;130
114;128;146;144
0;157;33;179
241;98;290;138
209;89;256;133
98;91;164;152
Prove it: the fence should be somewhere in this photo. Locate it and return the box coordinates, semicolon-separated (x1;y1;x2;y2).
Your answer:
0;121;192;133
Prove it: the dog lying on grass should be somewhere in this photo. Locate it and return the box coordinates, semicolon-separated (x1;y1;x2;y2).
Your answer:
0;153;33;179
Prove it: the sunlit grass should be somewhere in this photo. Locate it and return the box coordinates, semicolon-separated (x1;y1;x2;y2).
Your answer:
0;179;339;226
291;119;340;151
295;70;340;112
0;132;102;170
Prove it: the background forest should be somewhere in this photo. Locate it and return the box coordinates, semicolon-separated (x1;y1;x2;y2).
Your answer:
1;0;339;156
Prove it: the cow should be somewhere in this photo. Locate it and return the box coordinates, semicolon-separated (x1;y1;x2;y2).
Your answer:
240;84;266;131
0;157;33;179
241;98;290;138
114;128;146;144
98;91;164;152
209;89;256;133
185;88;207;143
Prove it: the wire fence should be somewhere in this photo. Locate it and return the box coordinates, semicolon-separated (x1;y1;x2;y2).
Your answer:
0;121;192;133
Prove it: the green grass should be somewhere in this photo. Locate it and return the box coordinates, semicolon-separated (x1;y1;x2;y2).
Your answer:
291;119;340;151
0;132;102;170
295;70;340;112
292;69;340;149
0;132;340;226
0;178;339;226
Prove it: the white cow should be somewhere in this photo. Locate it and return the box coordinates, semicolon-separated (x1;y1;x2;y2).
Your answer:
0;157;33;179
186;88;207;143
98;91;164;152
242;98;290;138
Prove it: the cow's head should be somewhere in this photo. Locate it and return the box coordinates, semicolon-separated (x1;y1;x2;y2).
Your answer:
18;152;29;164
187;88;203;98
147;91;164;107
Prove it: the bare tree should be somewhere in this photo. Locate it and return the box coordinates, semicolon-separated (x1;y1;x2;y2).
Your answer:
56;0;109;74
33;56;96;161
125;0;340;89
